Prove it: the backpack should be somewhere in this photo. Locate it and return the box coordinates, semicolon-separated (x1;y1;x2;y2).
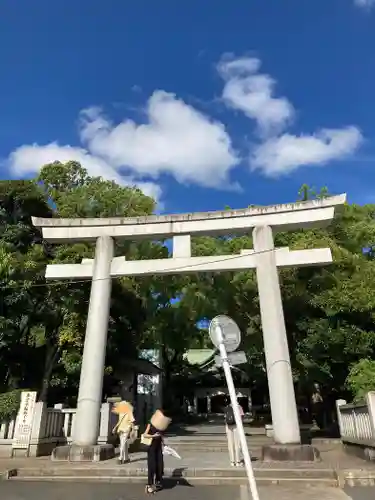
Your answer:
224;405;235;426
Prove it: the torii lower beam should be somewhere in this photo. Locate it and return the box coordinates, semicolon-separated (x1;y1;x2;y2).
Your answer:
45;247;333;279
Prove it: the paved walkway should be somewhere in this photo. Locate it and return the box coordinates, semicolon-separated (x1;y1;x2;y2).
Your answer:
1;424;374;490
0;481;364;500
1;446;374;472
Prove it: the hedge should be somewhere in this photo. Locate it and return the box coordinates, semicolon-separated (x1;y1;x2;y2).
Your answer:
0;389;24;421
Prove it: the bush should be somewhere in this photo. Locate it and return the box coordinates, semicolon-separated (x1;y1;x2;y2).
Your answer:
0;389;24;421
345;359;375;402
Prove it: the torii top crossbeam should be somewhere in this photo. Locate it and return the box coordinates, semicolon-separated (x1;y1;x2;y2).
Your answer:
32;194;346;242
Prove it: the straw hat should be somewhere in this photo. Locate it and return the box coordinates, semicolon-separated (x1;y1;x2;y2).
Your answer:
111;400;133;415
150;409;171;431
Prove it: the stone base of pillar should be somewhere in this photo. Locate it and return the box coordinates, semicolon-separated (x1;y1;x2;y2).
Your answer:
51;444;115;462
343;442;375;462
261;444;321;462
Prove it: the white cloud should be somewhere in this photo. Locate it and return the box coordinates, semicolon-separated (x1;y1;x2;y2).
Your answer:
218;56;294;136
7;90;239;202
7;55;365;192
7;90;240;203
79;91;239;188
8;143;162;201
252;127;364;175
354;0;375;9
218;55;364;176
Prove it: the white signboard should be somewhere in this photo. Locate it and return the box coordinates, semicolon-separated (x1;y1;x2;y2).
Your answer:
12;391;37;450
215;350;247;367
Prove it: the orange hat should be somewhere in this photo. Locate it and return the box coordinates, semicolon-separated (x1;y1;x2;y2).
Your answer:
111;400;133;415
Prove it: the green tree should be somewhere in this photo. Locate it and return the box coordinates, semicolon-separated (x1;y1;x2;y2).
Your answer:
3;174;375;414
37;161;156;218
0;181;52;392
177;188;375;408
36;162;158;399
298;184;330;201
346;359;375;402
0;180;52;252
0;162;163;403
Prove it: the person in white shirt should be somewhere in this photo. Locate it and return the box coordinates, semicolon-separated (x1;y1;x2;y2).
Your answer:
224;398;244;467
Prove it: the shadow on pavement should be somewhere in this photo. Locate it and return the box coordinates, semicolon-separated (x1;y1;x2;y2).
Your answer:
162;468;194;490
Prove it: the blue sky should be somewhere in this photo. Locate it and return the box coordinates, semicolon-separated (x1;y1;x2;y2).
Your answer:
1;0;375;213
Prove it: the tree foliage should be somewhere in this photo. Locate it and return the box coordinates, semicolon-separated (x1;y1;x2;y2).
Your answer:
0;389;25;420
346;359;375;402
0;162;159;404
1;165;374;411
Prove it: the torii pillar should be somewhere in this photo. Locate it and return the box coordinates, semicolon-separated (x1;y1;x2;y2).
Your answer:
73;236;114;449
253;225;300;447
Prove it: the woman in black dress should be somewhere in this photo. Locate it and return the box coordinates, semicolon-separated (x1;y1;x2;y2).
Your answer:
143;421;164;494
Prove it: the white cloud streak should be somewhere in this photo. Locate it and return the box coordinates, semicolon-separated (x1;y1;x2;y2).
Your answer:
354;0;375;9
8;143;162;202
218;57;294;136
251;127;364;176
218;55;364;175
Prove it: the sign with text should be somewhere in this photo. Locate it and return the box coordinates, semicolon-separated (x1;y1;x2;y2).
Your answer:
12;391;37;449
215;350;247;367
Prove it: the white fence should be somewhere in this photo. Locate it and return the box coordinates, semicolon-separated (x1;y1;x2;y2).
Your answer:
0;417;16;441
60;404;117;444
61;408;76;443
0;395;115;458
337;392;375;446
44;408;65;439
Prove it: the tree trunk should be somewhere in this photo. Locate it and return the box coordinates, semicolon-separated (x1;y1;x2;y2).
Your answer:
38;341;59;402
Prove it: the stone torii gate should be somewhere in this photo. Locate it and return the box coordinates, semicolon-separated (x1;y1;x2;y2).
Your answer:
32;194;345;460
